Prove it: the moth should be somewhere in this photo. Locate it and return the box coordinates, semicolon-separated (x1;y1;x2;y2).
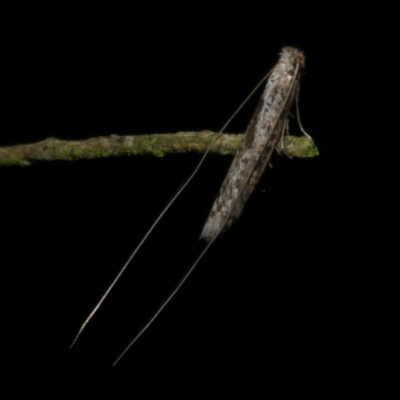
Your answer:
201;46;307;242
70;46;310;365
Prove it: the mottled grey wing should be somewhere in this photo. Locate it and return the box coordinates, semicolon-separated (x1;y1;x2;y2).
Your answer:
200;47;304;242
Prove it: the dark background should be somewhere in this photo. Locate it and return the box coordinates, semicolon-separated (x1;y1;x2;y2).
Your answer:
1;3;398;398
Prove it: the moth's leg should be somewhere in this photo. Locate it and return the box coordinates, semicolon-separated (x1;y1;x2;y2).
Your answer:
274;118;291;163
270;120;288;168
295;82;312;139
280;118;290;150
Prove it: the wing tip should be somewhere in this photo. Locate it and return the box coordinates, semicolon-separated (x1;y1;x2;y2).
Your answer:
200;220;219;243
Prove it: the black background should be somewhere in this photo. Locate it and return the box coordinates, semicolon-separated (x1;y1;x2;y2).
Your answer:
1;3;398;398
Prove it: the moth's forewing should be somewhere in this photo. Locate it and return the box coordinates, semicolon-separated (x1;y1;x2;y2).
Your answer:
200;47;305;242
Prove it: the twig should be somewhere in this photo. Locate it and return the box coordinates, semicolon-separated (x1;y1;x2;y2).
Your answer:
0;131;318;167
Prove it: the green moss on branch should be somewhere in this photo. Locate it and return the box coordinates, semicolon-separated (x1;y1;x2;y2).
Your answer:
0;131;318;167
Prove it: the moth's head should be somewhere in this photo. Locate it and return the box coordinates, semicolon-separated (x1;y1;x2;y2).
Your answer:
280;47;306;69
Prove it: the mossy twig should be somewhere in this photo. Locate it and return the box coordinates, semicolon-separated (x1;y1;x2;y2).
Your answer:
0;131;318;167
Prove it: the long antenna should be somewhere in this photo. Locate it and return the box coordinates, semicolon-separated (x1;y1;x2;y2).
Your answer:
69;70;272;350
112;236;217;366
